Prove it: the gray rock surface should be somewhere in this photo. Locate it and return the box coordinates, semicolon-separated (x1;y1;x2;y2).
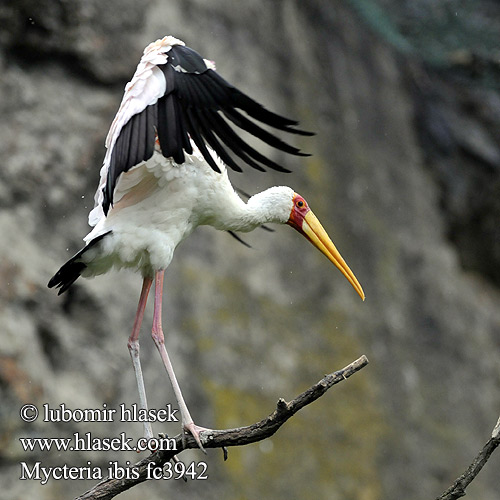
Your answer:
1;1;499;499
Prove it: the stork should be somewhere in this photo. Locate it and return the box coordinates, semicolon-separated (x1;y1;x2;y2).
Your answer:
48;36;365;450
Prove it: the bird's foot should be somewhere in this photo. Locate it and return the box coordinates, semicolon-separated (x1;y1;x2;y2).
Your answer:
183;422;211;453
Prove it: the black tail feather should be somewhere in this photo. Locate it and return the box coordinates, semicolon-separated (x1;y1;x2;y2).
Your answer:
48;232;111;295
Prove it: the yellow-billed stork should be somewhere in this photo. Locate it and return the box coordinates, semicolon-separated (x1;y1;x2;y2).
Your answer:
48;36;365;450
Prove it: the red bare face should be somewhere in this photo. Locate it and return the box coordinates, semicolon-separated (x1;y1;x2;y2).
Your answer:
287;193;310;232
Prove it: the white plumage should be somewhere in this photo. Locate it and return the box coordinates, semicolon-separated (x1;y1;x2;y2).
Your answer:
84;148;295;278
49;36;364;449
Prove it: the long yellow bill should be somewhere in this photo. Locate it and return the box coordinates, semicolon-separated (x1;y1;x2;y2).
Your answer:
302;211;365;301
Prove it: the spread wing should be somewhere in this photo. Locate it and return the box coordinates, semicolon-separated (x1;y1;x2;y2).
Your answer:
90;36;313;226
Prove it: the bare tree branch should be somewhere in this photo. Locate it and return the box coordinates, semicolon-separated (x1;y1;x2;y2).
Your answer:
75;355;369;500
436;415;500;500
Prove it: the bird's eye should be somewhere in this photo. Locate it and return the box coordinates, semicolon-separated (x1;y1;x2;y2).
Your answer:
296;200;304;208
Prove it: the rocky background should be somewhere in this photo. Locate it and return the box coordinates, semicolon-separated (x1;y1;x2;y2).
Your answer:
1;1;499;499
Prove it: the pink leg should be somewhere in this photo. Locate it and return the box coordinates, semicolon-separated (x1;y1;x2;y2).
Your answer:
151;269;209;450
128;277;154;440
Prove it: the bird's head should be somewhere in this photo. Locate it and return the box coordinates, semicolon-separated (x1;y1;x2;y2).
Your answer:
284;190;365;301
246;186;364;300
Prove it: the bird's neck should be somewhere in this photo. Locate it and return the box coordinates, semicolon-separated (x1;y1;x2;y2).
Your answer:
207;187;292;233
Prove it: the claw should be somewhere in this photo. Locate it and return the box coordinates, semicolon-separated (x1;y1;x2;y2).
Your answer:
183;422;211;453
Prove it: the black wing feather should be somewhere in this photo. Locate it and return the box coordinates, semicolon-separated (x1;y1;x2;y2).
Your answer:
128;109;141;166
184;106;221;173
158;94;179;161
102;43;314;215
145;104;156;160
223;107;309;157
193;108;243;172
168;45;207;73
208;110;290;172
227;231;252;248
207;70;313;135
